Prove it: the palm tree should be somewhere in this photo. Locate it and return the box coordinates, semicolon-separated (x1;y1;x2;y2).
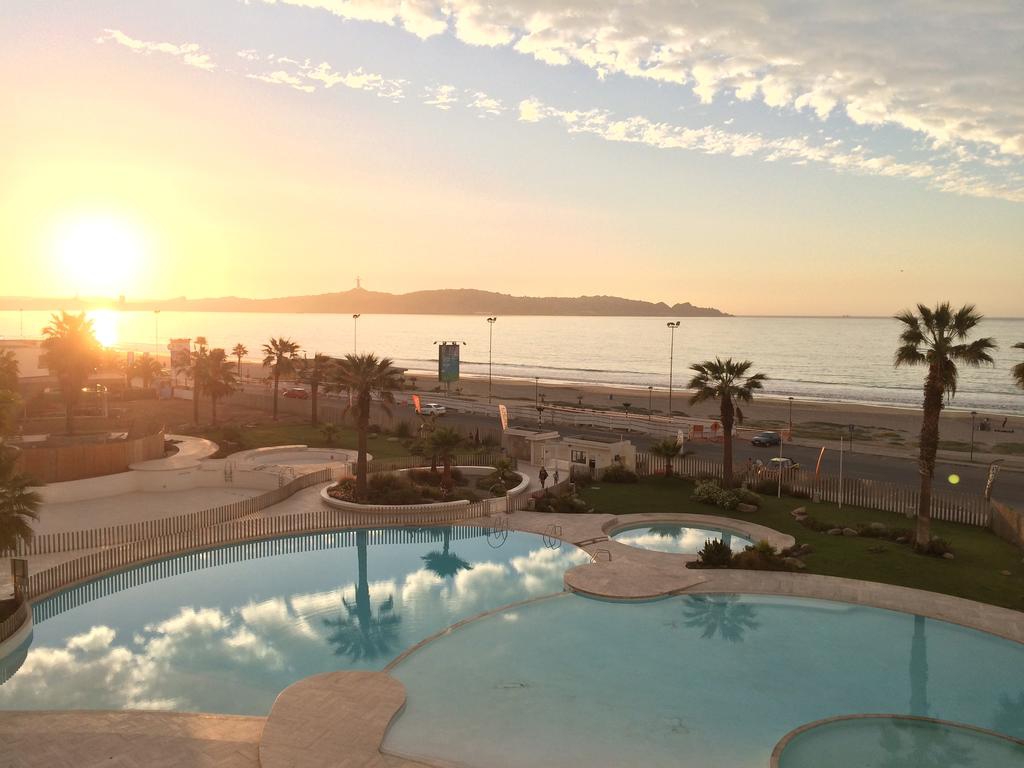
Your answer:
429;427;464;490
322;530;401;662
298;353;332;426
421;527;473;579
894;303;995;548
232;343;248;379
0;350;17;391
196;348;238;425
39;311;102;435
331;353;403;499
131;353;164;389
320;422;339;446
261;337;301;420
649;438;682;477
687;358;767;487
0;448;42;553
1012;342;1024;390
681;595;760;642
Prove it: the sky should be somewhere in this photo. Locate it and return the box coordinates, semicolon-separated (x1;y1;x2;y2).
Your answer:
1;0;1022;316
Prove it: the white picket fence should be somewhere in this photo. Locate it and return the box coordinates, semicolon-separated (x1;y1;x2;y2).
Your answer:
636;451;991;527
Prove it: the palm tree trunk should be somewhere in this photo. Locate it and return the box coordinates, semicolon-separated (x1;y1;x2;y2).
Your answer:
356;394;369;500
211;395;218;426
909;614;929;716
721;397;735;487
272;368;280;420
311;381;319;426
64;393;74;435
915;365;943;548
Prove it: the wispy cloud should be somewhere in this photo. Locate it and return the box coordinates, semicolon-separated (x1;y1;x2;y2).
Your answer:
248;0;1024;162
423;84;458;110
96;29;216;71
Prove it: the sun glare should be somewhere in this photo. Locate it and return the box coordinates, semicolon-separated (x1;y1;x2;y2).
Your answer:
87;310;120;348
54;214;147;296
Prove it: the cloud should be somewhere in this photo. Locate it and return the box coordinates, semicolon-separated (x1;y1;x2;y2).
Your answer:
424;84;459;110
468;91;504;117
248;0;1024;162
246;69;316;92
96;29;216;71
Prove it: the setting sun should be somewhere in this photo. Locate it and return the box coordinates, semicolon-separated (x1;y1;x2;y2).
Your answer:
54;214;146;296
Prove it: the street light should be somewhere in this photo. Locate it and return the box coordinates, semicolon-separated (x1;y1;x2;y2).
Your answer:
535;376;540;407
487;317;497;403
648;385;653;421
352;314;361;353
970;411;977;462
666;321;681;416
788;396;794;437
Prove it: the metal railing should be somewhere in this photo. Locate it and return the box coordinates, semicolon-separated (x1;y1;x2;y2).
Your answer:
0;600;29;647
635;451;991;527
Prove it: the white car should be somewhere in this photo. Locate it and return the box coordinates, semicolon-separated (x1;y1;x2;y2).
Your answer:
420;403;447;416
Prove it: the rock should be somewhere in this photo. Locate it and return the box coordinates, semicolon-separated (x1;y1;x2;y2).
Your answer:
737;503;758;513
869;522;888;533
790;507;807;518
842;528;859;537
783;557;807;570
827;528;843;536
1000;570;1012;576
896;536;909;544
942;552;955;560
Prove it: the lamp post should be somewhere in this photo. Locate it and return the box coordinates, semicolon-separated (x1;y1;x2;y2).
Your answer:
487;317;497;403
788;396;794;437
535;376;539;407
666;321;681;416
648;385;653;421
352;314;360;354
970;411;977;462
19;308;23;338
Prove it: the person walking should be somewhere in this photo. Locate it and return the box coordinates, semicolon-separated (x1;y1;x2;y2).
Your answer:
538;466;549;489
553;467;560;485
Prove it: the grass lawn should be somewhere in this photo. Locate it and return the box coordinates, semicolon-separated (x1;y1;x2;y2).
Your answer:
197;423;414;460
580;476;1024;612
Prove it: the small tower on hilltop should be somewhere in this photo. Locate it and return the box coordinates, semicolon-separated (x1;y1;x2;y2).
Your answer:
355;275;362;290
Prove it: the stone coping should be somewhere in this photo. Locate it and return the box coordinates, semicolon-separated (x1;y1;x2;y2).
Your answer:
230;444;361;465
769;714;1024;768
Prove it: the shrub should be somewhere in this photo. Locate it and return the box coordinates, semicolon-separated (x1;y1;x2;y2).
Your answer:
369;472;405;495
220;425;243;444
736;488;761;508
327;478;356;501
691;480;740;510
394;420;413;438
534;491;590;514
600;465;638;483
696;538;733;567
409;468;442;486
731;547;796;571
922;537;953;557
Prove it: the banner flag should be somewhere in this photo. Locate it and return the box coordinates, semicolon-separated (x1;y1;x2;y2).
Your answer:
985;461;1002;500
412;394;422;414
815;447;826;478
499;404;509;431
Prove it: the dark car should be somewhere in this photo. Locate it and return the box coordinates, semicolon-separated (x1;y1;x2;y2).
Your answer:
751;431;781;447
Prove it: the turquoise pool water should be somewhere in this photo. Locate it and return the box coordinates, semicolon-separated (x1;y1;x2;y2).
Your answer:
0;526;587;715
778;717;1024;768
385;594;1024;768
611;523;754;554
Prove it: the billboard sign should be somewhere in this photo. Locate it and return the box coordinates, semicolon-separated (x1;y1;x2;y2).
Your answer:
438;343;460;383
499;403;509;431
169;338;191;371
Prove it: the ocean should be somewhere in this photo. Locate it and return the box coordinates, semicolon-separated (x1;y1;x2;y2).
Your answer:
2;310;1023;415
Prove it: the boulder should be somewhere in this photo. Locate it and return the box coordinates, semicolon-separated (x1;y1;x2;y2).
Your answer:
790;507;807;518
942;552;955;560
1000;570;1012;576
827;528;843;536
869;522;888;533
842;528;859;537
737;503;758;513
782;557;807;570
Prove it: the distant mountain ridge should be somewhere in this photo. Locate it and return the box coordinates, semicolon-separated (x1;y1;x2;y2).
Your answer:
0;288;730;317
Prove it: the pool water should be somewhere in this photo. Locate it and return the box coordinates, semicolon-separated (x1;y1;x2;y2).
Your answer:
0;527;587;715
385;594;1024;768
611;523;754;554
778;717;1024;768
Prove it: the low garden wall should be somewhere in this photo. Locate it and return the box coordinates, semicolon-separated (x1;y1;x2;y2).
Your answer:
14;430;166;483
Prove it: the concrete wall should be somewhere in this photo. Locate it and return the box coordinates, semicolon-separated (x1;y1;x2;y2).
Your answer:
15;431;165;483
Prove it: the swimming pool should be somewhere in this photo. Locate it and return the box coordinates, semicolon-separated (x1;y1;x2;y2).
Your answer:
384;593;1024;768
611;523;755;554
775;715;1024;768
0;526;587;714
